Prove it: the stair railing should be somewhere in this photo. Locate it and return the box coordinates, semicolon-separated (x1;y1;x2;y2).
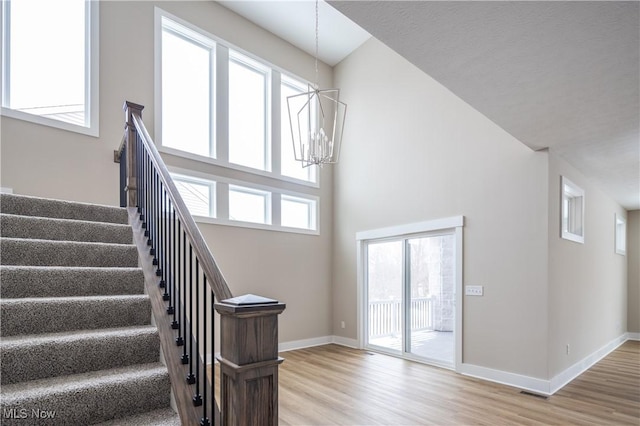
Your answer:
115;101;285;426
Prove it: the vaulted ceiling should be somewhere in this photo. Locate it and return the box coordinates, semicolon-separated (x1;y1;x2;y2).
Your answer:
220;1;640;210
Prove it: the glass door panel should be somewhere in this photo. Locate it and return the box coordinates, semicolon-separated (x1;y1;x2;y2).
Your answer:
366;240;403;353
407;235;455;364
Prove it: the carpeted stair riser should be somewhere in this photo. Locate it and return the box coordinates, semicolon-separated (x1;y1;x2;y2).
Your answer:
0;238;138;267
95;408;182;426
1;213;133;244
0;193;128;224
0;194;178;424
1;295;151;336
1;326;160;385
0;363;171;425
0;266;144;298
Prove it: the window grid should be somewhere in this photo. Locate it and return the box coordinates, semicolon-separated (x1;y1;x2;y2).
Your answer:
158;13;317;186
170;172;318;234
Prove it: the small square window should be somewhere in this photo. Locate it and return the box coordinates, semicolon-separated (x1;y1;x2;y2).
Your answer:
173;175;215;218
561;176;585;244
229;185;271;224
282;195;317;230
615;214;626;255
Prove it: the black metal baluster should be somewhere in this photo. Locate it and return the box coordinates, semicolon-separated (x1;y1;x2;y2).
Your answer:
200;275;209;426
176;220;184;346
193;258;202;407
186;244;195;383
171;206;179;328
181;227;188;357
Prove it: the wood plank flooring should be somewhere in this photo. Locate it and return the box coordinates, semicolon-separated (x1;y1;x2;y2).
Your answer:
274;340;639;425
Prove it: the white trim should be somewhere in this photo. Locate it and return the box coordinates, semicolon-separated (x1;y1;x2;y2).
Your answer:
0;0;99;137
275;336;359;353
459;363;551;396
356;216;464;241
549;333;627;394
357;217;464;372
169;166;320;235
331;336;359;348
615;213;626;255
626;332;640;341
0;187;13;194
278;336;333;352
154;7;319;188
561;176;585;244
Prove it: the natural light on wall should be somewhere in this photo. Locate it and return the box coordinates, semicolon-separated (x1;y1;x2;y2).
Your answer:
1;0;97;135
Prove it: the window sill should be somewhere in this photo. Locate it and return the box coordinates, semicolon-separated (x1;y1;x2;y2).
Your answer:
159;145;320;189
1;108;98;137
193;215;319;236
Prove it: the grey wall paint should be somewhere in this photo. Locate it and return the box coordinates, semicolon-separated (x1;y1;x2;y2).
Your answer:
547;153;627;377
628;210;640;333
333;38;550;378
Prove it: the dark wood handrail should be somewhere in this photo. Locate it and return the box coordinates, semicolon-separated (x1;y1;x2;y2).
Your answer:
120;100;284;426
129;112;233;302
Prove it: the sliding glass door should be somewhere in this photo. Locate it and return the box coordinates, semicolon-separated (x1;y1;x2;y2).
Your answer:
366;232;456;367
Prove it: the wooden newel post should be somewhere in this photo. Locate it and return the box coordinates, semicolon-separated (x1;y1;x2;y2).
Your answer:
214;294;286;426
123;101;144;207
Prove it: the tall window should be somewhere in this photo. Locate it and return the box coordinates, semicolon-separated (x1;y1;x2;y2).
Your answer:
228;51;270;170
161;18;214;157
1;0;98;136
281;75;313;182
157;12;317;184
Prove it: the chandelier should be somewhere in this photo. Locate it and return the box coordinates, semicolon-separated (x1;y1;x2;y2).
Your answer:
286;0;347;167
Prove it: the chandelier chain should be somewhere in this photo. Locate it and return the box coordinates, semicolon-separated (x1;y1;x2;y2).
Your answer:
315;0;319;89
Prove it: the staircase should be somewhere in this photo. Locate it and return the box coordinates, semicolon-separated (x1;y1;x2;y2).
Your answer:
0;193;180;425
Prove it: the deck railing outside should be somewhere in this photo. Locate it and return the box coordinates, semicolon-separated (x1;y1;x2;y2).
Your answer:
368;297;433;337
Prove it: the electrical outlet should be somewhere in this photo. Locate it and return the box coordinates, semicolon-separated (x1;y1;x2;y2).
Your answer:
465;285;483;296
340;321;345;329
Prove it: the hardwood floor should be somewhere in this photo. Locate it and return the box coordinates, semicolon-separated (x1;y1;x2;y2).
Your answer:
274;340;639;425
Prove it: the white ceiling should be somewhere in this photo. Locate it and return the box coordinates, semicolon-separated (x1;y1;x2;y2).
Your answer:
219;1;640;210
218;0;370;66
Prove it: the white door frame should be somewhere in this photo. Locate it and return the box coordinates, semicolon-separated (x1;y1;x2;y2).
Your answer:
356;215;464;371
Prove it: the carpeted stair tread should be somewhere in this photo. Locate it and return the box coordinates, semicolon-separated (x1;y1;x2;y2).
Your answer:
1;295;151;336
0;363;171;425
0;193;128;224
0;213;133;244
95;408;182;426
0;266;144;298
0;237;138;267
1;326;160;384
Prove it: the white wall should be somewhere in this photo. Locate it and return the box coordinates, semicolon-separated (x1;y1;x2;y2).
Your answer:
547;153;627;377
628;210;640;334
333;38;550;378
0;1;334;344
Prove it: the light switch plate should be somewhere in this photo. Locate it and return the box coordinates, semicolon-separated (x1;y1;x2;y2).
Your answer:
465;285;483;296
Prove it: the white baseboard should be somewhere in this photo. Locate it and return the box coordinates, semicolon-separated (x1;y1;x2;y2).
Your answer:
0;187;14;194
459;363;551;396
331;335;359;348
279;336;333;352
626;332;640;341
277;335;359;353
460;333;630;396
549;333;627;394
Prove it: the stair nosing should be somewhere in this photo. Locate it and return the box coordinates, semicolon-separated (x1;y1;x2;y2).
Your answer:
0;325;158;346
1;294;149;304
0;236;136;248
0;212;132;229
0;362;168;398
